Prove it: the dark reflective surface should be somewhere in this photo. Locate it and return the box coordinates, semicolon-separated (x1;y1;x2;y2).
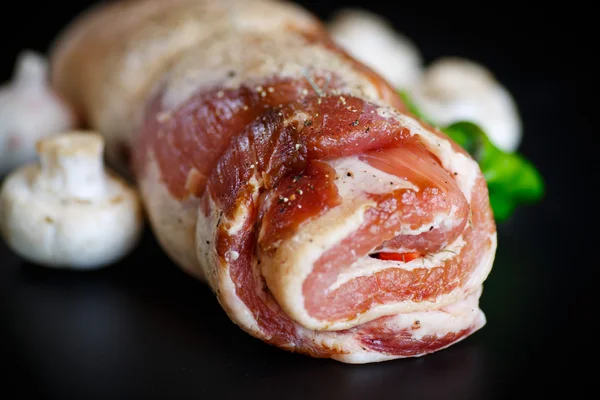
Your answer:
0;211;580;399
1;1;584;399
0;231;487;399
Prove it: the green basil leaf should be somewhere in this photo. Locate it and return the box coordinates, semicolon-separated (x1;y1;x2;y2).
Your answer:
488;191;517;222
443;121;488;160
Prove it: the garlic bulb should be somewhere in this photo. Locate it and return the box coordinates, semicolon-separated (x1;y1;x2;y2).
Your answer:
0;50;75;176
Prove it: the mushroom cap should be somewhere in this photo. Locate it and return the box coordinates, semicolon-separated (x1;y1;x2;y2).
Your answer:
0;164;143;269
411;57;523;152
1;132;143;269
328;8;423;89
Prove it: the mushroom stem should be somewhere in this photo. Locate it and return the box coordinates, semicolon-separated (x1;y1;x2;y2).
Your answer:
35;132;107;199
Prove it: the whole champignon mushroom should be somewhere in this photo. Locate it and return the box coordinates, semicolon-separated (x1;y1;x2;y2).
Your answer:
0;132;143;269
0;50;75;176
409;57;523;152
327;8;424;90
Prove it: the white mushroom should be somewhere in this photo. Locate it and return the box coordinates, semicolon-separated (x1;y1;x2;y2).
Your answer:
327;8;424;89
0;132;143;269
0;50;75;176
409;57;523;152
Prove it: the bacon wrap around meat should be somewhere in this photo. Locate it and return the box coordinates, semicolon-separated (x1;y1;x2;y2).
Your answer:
49;0;497;363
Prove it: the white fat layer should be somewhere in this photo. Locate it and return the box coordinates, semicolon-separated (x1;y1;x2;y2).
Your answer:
161;31;382;111
224;175;260;236
219;261;262;336
327;155;417;198
267;289;486;364
373;210;458;254
333;352;402;364
382;287;482;340
329;235;466;291
195;195;220;289
140;154;204;280
288;110;313;125
259;200;372;330
375;107;479;202
331;289;486;364
195;190;262;336
465;232;497;289
157;0;388;111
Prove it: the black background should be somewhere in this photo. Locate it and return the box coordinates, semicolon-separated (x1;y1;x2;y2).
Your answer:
0;1;585;399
